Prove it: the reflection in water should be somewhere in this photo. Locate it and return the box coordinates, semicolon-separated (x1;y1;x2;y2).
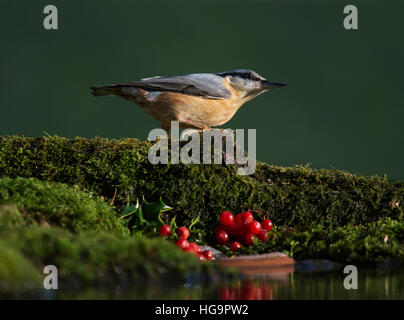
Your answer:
2;264;404;300
217;268;404;300
219;280;273;300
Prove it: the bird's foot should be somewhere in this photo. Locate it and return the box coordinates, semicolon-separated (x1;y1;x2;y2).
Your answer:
220;135;244;167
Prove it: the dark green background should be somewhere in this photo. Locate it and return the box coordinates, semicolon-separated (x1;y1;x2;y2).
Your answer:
1;1;403;179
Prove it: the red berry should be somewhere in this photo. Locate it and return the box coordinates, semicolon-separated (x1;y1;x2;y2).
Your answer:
242;211;254;225
189;242;202;254
237;223;249;237
219;211;234;226
176;226;190;240
230;241;242;252
235;213;244;226
176;239;190;250
197;253;206;262
216;230;229;244
261;219;273;231
215;225;227;234
203;250;214;261
159;224;172;237
257;230;267;242
248;221;261;235
244;233;256;246
226;222;239;237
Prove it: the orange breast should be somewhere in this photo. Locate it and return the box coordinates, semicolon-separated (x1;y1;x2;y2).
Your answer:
154;92;243;128
131;78;247;129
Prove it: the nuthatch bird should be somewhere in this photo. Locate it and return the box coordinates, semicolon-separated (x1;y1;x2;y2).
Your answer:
91;69;286;132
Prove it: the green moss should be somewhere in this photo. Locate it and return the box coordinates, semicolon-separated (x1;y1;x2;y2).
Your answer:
0;177;220;288
0;240;42;290
1;135;402;227
0;204;25;229
0;225;216;287
218;217;404;265
0;135;403;265
0;176;128;234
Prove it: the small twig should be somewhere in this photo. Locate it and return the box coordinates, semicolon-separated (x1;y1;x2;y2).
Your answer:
109;188;118;206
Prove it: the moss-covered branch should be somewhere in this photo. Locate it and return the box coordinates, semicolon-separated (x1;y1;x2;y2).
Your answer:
0;135;403;265
1;135;402;227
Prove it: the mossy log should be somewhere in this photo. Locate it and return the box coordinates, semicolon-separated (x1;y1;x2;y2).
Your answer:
0;135;403;265
1;135;402;228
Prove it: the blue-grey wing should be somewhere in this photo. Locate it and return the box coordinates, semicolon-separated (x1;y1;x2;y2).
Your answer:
129;73;232;99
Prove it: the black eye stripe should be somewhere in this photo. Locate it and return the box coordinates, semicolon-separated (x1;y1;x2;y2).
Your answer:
217;70;265;81
224;72;255;80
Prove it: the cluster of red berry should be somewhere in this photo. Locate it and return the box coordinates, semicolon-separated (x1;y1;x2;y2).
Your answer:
159;225;213;262
215;211;273;252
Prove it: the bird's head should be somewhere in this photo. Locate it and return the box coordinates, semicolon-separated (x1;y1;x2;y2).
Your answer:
217;69;286;99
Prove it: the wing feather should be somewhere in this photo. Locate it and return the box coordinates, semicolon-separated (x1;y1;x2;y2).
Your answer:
127;73;232;99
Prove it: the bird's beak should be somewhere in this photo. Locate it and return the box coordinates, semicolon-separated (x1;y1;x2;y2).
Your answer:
261;80;287;89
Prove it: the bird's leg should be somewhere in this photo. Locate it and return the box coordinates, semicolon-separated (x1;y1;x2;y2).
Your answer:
218;129;243;167
163;120;243;168
188;127;242;167
199;127;241;167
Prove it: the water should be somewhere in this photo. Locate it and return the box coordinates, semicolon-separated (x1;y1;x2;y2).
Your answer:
15;261;403;300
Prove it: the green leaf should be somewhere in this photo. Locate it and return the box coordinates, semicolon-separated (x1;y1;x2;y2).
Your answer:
119;196;140;219
120;199;147;233
120;205;138;219
169;216;178;231
188;216;200;231
119;196;173;235
142;196;172;225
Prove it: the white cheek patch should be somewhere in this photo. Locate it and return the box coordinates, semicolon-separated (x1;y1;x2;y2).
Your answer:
147;91;162;101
